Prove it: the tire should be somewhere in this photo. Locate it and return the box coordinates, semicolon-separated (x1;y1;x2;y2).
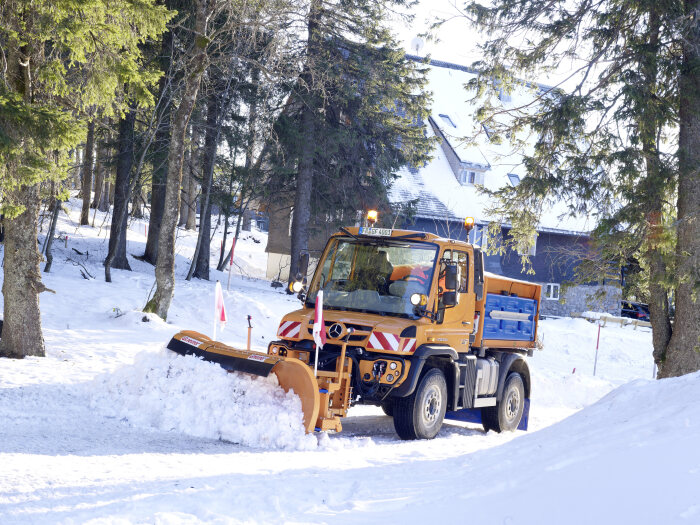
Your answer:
482;372;525;433
380;399;394;417
393;367;448;440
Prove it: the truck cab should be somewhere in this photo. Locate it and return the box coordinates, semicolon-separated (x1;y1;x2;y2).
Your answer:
269;225;541;439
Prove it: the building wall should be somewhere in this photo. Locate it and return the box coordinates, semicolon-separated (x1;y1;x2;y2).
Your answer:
265;253;318;283
402;216;621;316
539;283;621;317
498;229;589;284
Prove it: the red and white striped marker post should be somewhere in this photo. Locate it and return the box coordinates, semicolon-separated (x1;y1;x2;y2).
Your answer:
213;280;227;341
593;321;601;376
312;291;326;376
226;238;236;291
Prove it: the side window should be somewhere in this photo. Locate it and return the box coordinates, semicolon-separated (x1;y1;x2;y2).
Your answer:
442;250;469;293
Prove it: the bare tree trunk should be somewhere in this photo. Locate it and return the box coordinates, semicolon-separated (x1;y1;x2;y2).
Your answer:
634;10;674;372
44;198;61;273
185;129;199;230
99;140;113;213
190;91;218;280
74;147;83;192
290;103;315;282
289;0;321;284
80;120;95;225
132;185;144;218
178;140;191;227
144;73;172;263
0;29;49;358
108;179;115;205
0;185;46;358
145;0;209;319
92;130;108;209
660;1;700;377
104;110;136;279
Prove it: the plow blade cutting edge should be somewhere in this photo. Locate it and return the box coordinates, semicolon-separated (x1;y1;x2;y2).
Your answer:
166;331;320;433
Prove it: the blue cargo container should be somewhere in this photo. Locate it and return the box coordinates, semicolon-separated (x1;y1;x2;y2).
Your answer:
482;293;538;341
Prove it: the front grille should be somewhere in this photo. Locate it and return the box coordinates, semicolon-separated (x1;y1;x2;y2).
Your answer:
307;319;372;341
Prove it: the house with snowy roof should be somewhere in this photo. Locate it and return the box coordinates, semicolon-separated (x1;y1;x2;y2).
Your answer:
388;56;620;316
265;55;621;316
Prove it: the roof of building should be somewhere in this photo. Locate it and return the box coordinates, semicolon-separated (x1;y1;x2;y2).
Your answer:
389;56;594;236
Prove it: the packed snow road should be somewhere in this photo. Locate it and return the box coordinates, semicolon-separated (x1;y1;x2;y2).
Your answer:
2;202;696;524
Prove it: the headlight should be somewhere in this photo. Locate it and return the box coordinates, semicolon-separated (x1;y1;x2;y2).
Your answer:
291;281;303;293
410;293;427;306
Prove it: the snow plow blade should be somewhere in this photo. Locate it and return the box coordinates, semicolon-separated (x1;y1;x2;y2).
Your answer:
166;330;320;433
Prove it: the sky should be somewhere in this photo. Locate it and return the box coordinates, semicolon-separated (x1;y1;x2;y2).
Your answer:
391;0;483;66
390;0;585;93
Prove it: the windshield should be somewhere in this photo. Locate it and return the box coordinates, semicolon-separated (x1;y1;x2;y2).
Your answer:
307;237;437;317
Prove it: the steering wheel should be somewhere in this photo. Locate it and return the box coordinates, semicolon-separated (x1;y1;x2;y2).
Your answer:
325;279;349;291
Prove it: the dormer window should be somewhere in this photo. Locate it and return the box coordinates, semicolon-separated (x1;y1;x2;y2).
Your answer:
458;170;478;185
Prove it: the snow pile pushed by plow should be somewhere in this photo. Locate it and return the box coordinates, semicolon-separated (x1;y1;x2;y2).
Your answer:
90;350;318;450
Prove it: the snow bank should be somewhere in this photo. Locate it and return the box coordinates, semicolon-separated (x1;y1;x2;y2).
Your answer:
90;349;318;450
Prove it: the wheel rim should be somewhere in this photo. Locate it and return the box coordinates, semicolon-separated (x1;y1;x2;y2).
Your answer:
505;387;520;422
422;385;442;427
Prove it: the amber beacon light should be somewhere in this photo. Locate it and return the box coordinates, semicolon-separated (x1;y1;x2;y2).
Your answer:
367;209;378;226
464;216;475;233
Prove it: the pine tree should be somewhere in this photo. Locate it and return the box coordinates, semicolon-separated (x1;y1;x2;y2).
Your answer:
0;0;170;358
464;0;699;376
271;0;434;282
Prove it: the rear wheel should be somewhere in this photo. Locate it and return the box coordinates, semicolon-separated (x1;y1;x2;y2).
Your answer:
482;372;524;433
393;368;447;440
380;399;394;417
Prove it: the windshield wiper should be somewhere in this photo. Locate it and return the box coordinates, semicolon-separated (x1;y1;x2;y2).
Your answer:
339;227;360;240
390;232;427;240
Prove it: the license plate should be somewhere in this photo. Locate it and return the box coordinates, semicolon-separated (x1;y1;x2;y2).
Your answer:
359;227;392;236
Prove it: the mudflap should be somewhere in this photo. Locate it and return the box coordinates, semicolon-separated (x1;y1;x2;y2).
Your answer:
166;330;320;433
518;398;530;431
445;398;530;431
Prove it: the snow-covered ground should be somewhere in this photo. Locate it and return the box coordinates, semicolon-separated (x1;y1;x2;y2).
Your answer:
1;199;698;524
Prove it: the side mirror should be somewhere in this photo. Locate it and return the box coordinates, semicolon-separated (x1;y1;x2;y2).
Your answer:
442;291;458;307
444;263;458;291
473;248;485;301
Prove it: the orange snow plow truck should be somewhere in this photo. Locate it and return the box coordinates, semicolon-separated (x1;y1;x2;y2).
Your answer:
167;219;541;439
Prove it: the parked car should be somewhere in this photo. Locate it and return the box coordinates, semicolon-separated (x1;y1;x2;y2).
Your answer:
621;300;650;322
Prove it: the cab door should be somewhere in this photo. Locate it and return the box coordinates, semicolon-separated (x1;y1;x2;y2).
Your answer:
437;248;476;352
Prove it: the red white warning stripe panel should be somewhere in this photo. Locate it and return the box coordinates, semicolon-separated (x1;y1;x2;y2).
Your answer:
401;338;416;353
367;331;401;352
277;320;301;338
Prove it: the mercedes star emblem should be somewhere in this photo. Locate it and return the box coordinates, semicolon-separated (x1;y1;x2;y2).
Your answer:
328;323;344;339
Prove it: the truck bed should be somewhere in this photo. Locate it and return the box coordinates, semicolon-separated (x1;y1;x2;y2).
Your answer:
475;273;542;349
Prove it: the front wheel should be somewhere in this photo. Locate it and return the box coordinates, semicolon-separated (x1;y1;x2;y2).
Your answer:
482;372;525;433
393;368;447;440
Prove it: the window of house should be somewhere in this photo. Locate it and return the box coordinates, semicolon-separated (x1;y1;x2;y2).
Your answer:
516;234;537;256
438;114;457;128
458;170;478;186
545;283;560;300
507;173;520;186
498;88;512;103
